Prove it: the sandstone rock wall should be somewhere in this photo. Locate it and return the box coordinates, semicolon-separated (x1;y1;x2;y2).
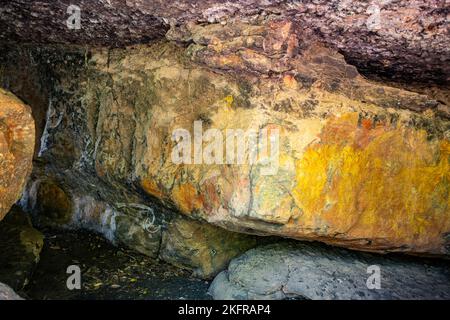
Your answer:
1;39;448;256
14;146;256;278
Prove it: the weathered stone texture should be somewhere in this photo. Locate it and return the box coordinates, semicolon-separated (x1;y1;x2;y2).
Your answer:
1;40;448;256
160;216;258;279
209;242;450;300
0;0;448;83
0;88;35;221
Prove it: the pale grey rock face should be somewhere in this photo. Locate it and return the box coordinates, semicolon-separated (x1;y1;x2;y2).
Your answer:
0;282;24;300
209;242;450;300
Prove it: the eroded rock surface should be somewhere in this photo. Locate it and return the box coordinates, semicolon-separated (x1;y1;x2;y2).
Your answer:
160;216;259;279
0;0;448;83
0;1;448;299
20;166;167;258
0;88;35;222
19;161;255;273
1;39;448;256
209;242;450;300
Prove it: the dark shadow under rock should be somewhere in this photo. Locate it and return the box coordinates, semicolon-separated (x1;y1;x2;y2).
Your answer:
24;228;211;300
0;206;44;291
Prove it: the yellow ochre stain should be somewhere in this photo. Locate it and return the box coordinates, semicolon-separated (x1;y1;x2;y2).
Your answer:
292;113;450;252
140;178;165;199
223;95;234;110
172;183;205;214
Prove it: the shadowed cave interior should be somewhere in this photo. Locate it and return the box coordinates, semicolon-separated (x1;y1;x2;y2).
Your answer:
0;0;449;300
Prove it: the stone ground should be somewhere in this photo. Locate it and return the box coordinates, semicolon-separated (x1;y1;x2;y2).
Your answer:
20;229;211;300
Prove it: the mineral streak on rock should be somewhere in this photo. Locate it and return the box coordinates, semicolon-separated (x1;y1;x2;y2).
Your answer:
0;89;35;222
0;0;448;83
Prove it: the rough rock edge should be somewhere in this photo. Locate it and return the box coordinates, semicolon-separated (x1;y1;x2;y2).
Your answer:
0;282;24;300
209;242;450;300
0;0;448;83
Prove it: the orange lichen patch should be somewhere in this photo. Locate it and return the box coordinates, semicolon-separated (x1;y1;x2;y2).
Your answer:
172;183;205;214
140;178;165;199
361;118;372;130
320;113;390;150
293;112;450;253
317;113;358;146
282;74;298;89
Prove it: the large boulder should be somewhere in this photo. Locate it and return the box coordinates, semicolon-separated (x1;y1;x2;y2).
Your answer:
21;170;259;273
209;242;450;300
1;37;448;256
86;41;449;255
0;88;35;221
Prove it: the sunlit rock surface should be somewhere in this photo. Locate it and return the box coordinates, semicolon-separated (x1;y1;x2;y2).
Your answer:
0;89;35;221
1;39;448;256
